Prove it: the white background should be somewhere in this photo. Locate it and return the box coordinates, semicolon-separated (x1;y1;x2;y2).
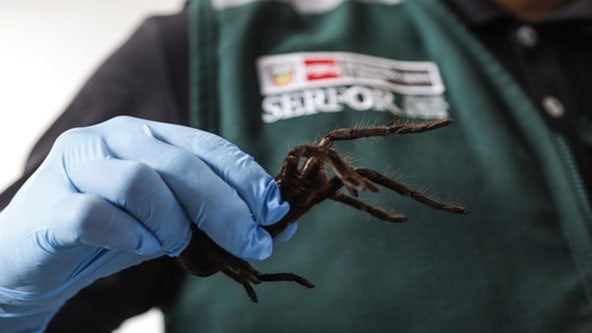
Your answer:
0;1;185;332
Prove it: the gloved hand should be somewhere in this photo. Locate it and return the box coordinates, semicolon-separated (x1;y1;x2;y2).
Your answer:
0;116;291;332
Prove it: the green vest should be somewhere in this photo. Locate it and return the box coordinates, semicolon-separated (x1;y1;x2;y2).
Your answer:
167;0;592;331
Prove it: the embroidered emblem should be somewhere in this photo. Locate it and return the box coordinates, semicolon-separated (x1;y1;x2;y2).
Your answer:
258;52;443;95
257;52;449;123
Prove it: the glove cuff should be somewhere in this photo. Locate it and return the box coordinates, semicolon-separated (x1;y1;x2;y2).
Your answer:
0;286;63;333
0;308;58;333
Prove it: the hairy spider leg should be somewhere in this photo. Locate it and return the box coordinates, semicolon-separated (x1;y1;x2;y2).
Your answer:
186;232;313;303
326;166;468;223
225;270;315;303
331;193;407;222
285;145;378;194
220;257;261;285
275;154;302;192
322;175;406;222
258;273;315;288
275;152;328;205
221;266;260;303
317;118;452;147
221;256;314;303
356;168;468;214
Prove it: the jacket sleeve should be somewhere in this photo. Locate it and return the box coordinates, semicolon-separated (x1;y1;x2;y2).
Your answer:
0;10;190;333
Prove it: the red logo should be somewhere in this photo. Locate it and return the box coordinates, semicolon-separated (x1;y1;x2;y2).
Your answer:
304;58;341;81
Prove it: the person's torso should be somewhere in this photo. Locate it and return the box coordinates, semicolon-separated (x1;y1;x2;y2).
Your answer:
166;1;592;332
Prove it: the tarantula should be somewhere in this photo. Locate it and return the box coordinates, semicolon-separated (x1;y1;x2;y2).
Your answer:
178;118;467;302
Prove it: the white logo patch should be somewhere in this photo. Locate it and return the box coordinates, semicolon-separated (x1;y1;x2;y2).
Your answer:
257;52;449;123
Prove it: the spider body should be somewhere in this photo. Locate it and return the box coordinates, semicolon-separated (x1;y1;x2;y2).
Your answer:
179;118;467;302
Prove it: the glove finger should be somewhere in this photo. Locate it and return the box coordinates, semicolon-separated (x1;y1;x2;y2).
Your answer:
65;158;192;256
273;222;298;243
92;126;274;260
99;117;290;227
52;193;162;255
150;124;290;227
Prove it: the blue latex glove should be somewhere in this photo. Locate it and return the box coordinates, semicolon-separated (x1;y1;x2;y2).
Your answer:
0;116;291;332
